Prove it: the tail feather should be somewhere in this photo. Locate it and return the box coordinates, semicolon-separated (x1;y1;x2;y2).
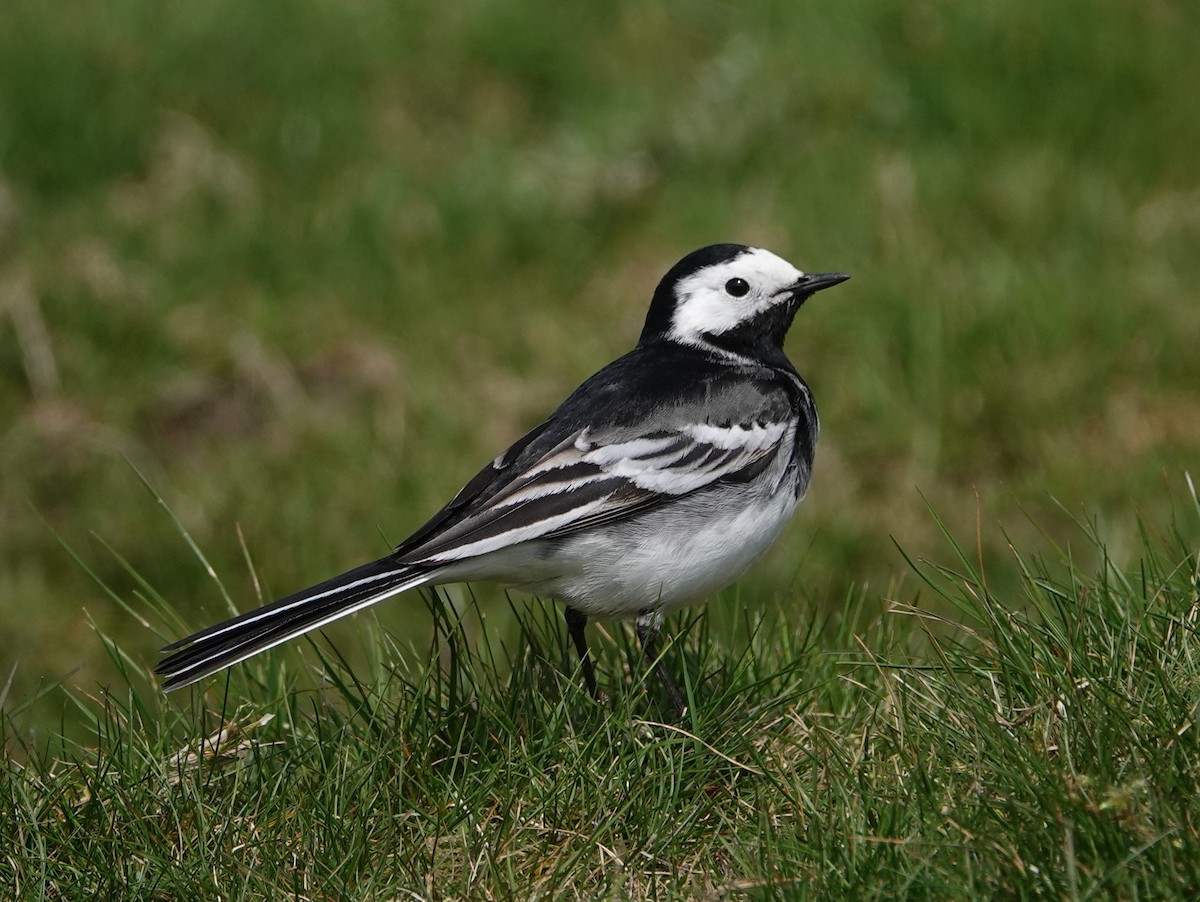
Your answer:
156;557;434;691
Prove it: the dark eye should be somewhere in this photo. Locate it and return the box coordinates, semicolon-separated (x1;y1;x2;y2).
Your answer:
725;277;750;297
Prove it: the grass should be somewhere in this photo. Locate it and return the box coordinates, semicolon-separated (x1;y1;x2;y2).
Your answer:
3;483;1199;898
3;0;1200;895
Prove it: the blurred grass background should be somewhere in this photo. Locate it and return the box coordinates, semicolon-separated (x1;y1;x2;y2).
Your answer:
1;0;1198;720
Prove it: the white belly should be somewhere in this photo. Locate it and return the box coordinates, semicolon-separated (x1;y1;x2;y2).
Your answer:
551;483;799;616
438;473;801;619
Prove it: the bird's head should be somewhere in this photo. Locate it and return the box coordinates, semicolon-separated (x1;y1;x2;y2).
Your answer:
639;244;849;356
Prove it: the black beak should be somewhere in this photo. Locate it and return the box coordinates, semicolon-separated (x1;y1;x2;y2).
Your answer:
784;272;851;297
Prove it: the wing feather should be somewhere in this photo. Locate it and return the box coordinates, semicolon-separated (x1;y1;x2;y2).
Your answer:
400;420;790;564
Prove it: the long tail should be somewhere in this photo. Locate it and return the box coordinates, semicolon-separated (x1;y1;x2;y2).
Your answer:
156;557;435;691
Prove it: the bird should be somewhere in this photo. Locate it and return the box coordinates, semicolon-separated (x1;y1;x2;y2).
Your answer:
156;244;849;711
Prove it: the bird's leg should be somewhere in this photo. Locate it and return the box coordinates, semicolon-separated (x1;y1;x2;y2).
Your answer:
563;606;598;700
635;610;686;715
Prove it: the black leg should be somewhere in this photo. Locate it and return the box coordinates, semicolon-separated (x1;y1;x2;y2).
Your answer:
636;611;686;715
564;606;598;700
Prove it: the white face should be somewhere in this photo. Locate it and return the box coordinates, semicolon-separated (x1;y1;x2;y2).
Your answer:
667;247;805;345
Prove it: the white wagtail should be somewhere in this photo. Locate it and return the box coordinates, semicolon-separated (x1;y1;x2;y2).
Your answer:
157;244;849;710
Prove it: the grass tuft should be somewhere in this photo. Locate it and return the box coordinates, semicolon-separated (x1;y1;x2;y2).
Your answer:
3;485;1198;897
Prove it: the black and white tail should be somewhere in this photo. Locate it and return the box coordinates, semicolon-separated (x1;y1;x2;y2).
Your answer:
156;557;435;691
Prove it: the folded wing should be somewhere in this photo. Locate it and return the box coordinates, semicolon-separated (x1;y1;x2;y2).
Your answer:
400;420;790;564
